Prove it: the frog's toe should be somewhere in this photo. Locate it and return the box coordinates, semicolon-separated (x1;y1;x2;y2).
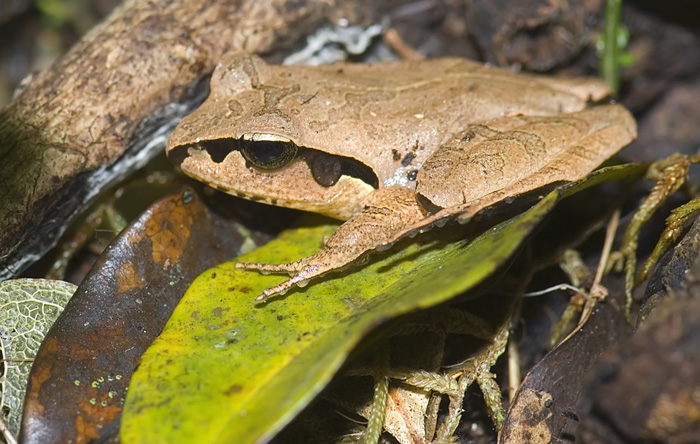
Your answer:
236;261;303;274
254;266;321;302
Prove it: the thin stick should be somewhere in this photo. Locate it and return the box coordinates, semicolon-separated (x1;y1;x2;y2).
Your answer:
383;28;425;61
561;209;620;345
507;334;520;403
0;417;18;444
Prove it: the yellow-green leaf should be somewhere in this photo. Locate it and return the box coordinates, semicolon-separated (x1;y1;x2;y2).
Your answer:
121;164;645;444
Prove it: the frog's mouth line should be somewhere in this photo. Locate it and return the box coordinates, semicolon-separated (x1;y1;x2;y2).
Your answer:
169;138;379;189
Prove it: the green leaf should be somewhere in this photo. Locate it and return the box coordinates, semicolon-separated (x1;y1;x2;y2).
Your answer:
0;279;77;435
121;164;645;444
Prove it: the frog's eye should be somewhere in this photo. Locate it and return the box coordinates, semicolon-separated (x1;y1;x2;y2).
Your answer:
240;134;298;170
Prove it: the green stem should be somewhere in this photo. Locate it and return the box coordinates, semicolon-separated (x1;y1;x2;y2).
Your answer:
601;0;622;94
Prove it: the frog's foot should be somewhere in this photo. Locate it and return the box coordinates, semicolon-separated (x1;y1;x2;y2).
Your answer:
237;186;427;302
238;262;324;302
236;258;317;301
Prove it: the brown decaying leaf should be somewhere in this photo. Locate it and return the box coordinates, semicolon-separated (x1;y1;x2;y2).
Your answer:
500;262;635;443
467;0;596;71
579;295;700;444
19;187;267;444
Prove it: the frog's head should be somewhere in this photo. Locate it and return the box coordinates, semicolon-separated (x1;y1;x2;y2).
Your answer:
167;127;378;221
167;53;384;220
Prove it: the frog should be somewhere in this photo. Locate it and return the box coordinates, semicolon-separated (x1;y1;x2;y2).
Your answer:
166;53;637;301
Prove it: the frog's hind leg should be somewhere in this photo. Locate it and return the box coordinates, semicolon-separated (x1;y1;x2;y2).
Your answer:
236;186;428;302
381;105;638;247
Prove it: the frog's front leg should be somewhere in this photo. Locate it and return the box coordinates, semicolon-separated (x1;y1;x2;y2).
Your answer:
237;186;428;301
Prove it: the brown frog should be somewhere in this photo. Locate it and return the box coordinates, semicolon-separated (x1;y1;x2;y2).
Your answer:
167;53;636;301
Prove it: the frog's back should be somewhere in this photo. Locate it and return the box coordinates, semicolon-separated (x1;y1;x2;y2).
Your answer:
169;54;613;188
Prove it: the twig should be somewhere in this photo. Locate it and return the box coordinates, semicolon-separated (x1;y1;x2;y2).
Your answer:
0;417;18;444
561;209;620;345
